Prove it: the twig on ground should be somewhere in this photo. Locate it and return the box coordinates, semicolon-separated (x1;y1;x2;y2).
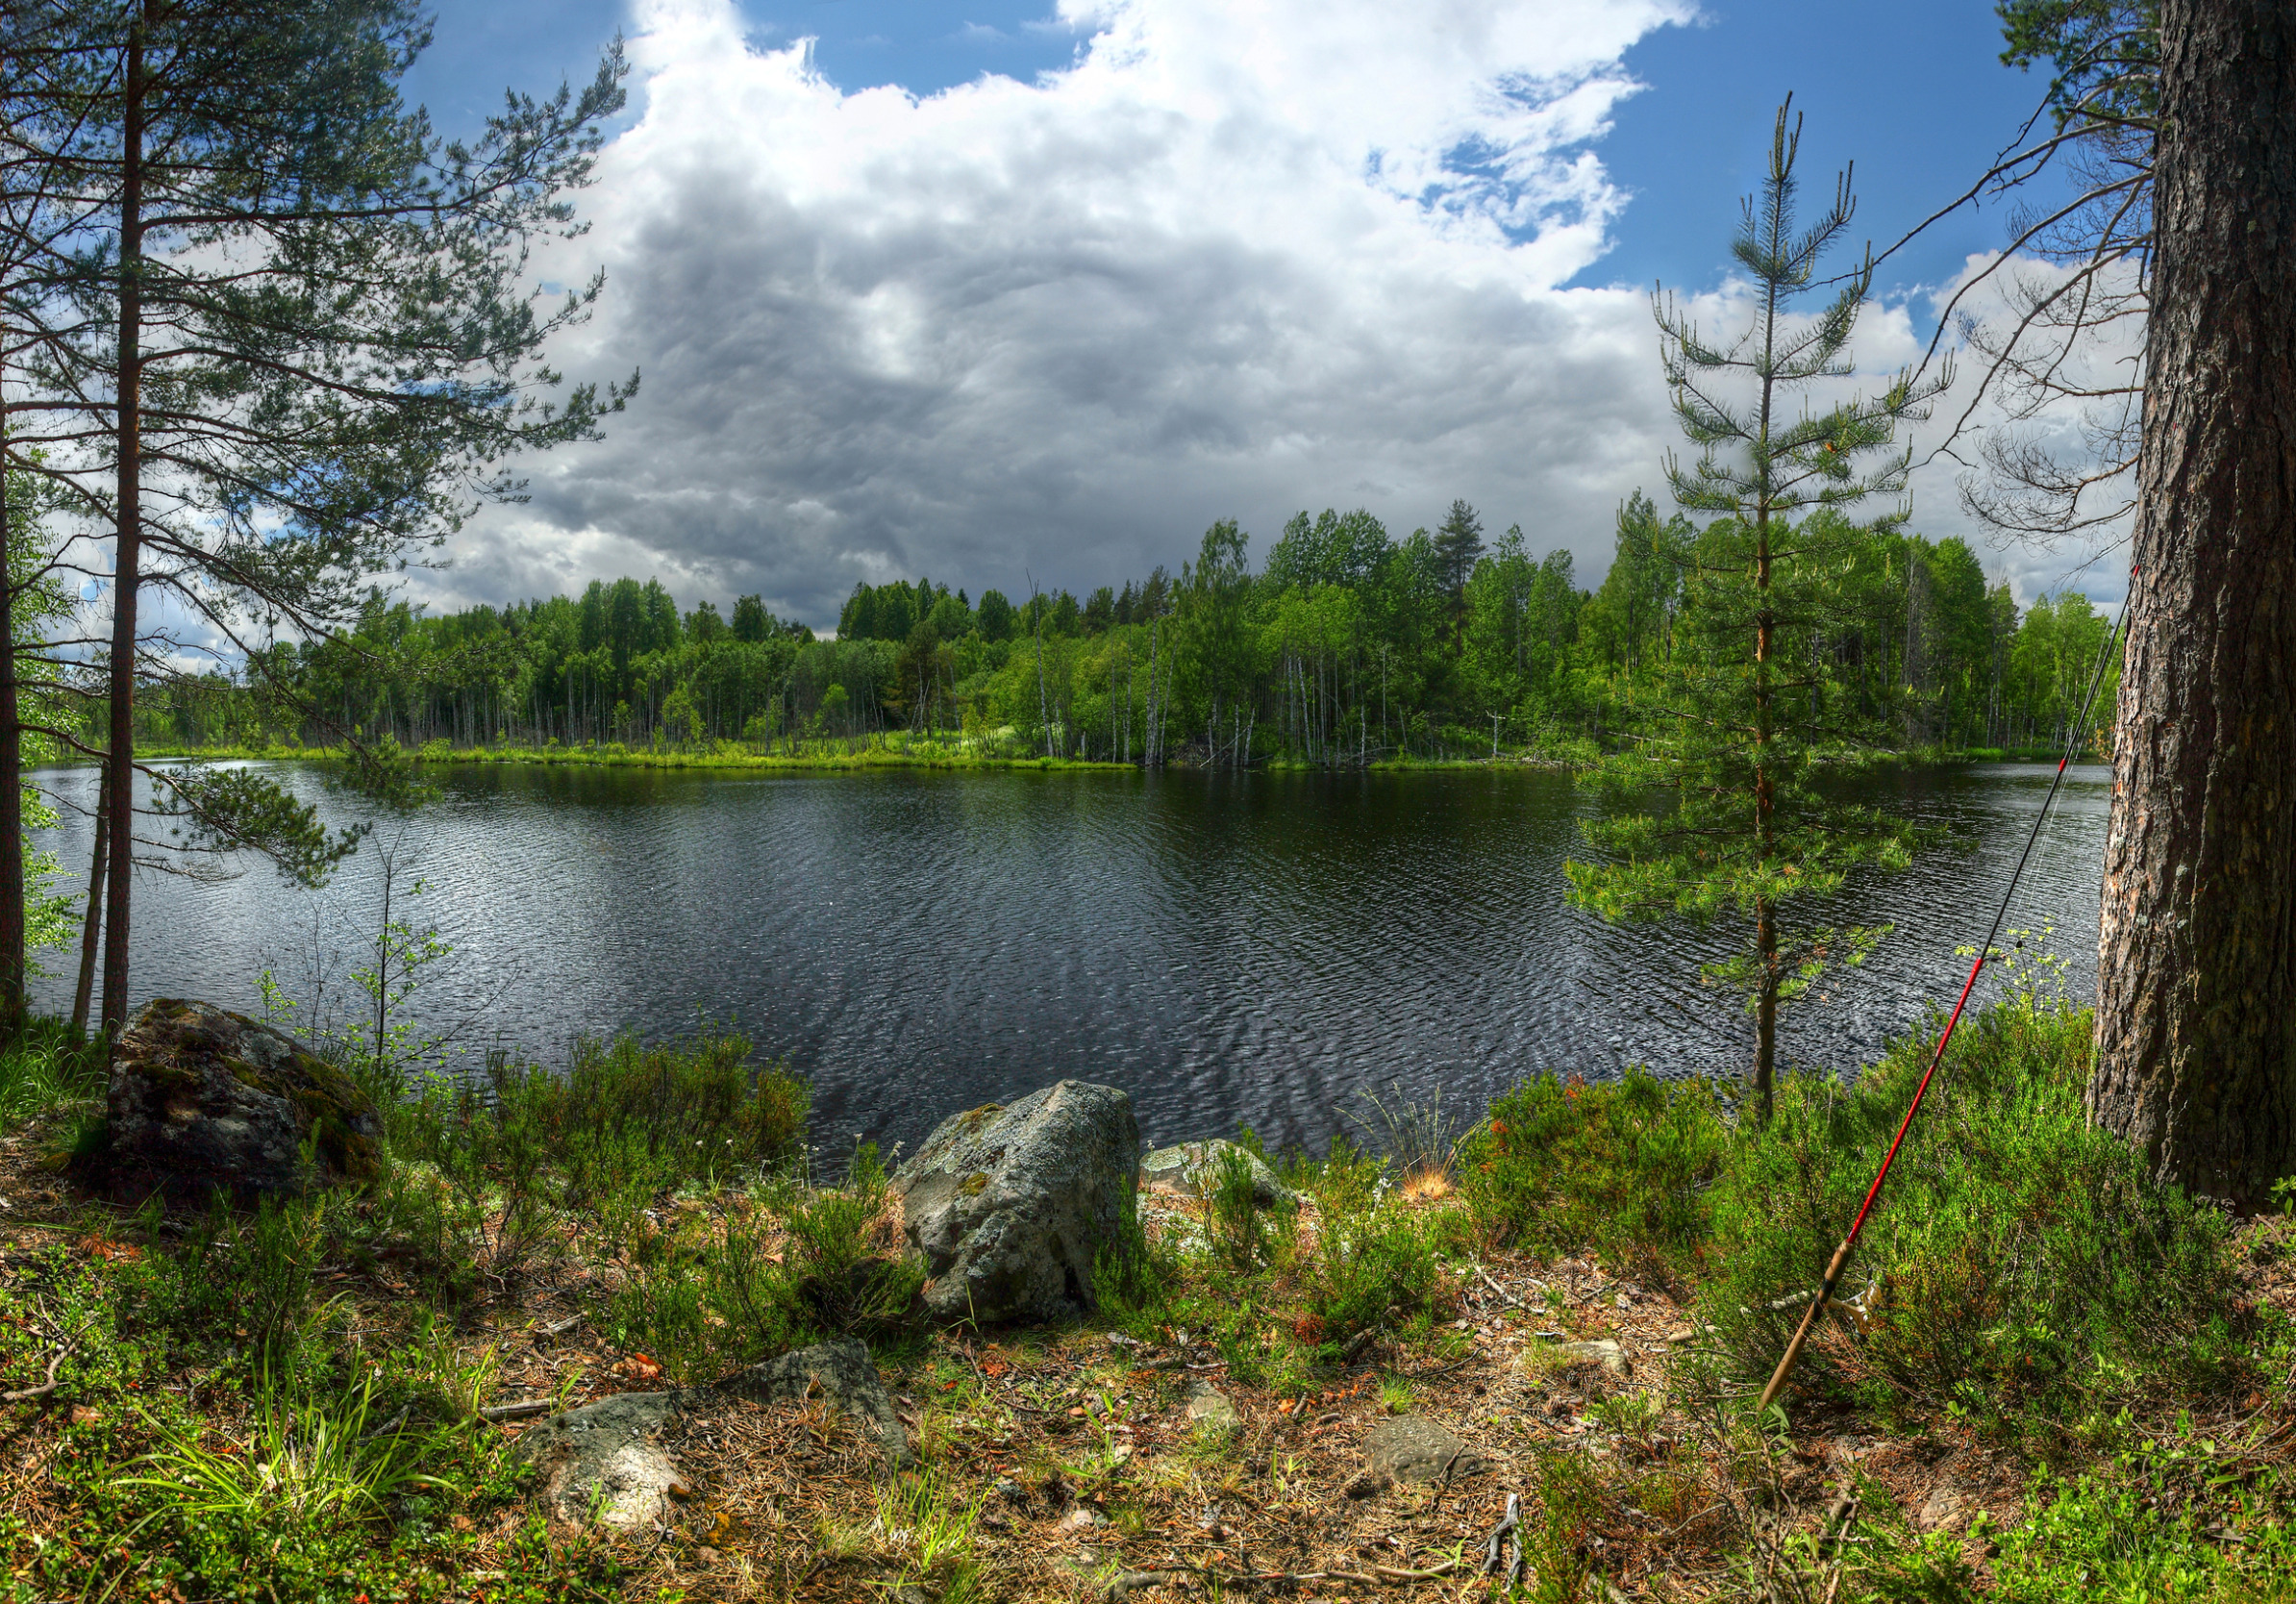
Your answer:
481;1398;559;1422
1372;1558;1461;1580
0;1344;68;1405
1471;1262;1535;1311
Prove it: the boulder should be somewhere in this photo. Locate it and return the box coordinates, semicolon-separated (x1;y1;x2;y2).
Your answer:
516;1391;693;1529
106;998;380;1202
893;1081;1140;1323
717;1337;911;1467
1363;1416;1490;1485
1140;1139;1297;1209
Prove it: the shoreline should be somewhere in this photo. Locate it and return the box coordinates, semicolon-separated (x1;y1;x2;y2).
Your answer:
80;739;2086;774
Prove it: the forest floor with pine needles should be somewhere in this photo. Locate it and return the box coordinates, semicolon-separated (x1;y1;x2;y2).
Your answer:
3;1000;2294;1603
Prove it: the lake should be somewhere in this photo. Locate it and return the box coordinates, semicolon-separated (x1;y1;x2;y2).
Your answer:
30;761;2109;1162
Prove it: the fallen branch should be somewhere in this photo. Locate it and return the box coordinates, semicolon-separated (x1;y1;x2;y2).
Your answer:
1372;1558;1461;1580
1;1305;90;1406
0;1345;67;1405
481;1398;559;1422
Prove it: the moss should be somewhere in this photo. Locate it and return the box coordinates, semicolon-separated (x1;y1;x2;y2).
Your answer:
961;1172;990;1197
118;1001;382;1189
958;1105;1002;1136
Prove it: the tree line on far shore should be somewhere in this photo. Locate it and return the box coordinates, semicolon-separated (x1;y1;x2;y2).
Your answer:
130;494;2118;766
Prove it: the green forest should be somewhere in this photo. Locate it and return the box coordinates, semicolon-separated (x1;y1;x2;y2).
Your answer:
143;494;2120;766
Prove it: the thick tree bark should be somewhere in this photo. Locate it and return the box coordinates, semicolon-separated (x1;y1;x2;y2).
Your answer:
2089;0;2296;1208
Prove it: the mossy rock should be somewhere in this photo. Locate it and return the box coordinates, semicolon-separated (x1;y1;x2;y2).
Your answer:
105;998;382;1204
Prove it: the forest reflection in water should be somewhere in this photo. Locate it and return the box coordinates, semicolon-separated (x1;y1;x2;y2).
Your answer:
32;761;2107;1160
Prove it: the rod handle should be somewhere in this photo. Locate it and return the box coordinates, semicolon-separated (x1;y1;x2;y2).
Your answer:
1758;1238;1854;1416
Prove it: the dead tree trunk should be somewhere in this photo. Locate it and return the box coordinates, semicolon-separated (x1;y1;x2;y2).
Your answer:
2088;0;2296;1208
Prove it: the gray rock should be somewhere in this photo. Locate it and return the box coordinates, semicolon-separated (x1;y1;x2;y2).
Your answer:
105;998;380;1202
893;1081;1141;1323
515;1391;693;1529
1553;1339;1631;1378
718;1337;912;1467
1363;1416;1490;1485
1140;1140;1297;1209
1185;1381;1238;1429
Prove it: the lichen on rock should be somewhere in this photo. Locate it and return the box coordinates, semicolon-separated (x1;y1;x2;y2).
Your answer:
105;998;381;1203
893;1079;1140;1324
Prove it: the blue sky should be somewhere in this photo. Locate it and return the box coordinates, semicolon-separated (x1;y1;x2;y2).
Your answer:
396;2;2102;627
409;1;2054;313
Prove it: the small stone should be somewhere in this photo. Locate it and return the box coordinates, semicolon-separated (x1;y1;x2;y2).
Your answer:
1139;1140;1298;1209
513;1391;690;1530
1060;1506;1109;1532
716;1338;912;1467
1918;1485;1968;1533
1363;1416;1489;1485
994;1477;1027;1503
1663;1324;1699;1345
1342;1468;1391;1499
1552;1339;1630;1377
1185;1383;1239;1429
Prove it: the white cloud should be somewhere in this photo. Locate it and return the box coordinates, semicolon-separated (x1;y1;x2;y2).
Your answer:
453;0;2139;641
1896;249;2142;613
422;0;1715;623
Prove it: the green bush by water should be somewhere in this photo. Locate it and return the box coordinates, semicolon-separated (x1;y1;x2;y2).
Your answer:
1454;995;2255;1434
1460;1064;1726;1278
0;1018;104;1128
1701;999;2250;1429
605;1142;926;1381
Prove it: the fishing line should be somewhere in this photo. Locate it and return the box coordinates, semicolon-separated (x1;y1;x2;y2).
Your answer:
1757;574;2132;1415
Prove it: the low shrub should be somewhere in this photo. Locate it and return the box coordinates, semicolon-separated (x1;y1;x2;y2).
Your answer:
388;1028;809;1215
1308;1196;1449;1340
1700;1000;2251;1429
0;1018;104;1128
606;1144;923;1381
1459;1065;1727;1277
1096;1185;1185;1333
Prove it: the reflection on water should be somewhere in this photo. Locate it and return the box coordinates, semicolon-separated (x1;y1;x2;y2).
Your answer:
31;762;2107;1159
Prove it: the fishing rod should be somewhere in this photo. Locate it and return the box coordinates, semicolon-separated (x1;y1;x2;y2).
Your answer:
1757;581;2132;1416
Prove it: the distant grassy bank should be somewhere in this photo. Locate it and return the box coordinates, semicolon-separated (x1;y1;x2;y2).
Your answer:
126;734;1135;773
103;734;2088;775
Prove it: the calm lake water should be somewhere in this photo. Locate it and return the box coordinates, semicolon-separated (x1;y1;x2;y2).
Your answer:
30;761;2109;1161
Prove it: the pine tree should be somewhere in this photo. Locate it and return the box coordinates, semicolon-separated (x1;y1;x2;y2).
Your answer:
1433;499;1485;613
1566;101;1947;1122
4;0;632;1033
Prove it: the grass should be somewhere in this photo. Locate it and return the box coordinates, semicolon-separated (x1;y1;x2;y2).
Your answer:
0;1017;104;1128
1;988;2290;1601
127;733;1136;772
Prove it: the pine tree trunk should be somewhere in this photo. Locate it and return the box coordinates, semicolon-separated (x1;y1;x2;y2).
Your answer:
71;769;109;1038
0;373;21;1041
101;26;148;1039
2088;0;2296;1208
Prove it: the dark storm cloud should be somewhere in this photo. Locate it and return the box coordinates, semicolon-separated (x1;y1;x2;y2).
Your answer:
426;0;1704;626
